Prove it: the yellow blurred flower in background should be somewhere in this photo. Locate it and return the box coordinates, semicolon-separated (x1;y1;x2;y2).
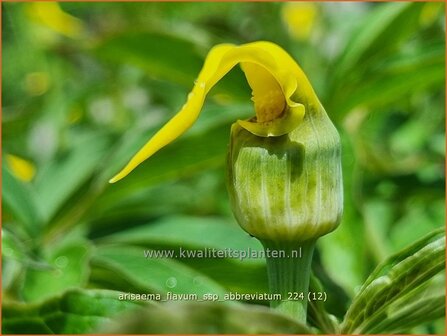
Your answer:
6;154;36;182
281;2;318;40
25;2;84;39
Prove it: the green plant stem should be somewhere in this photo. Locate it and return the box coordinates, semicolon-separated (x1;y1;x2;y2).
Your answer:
261;239;316;324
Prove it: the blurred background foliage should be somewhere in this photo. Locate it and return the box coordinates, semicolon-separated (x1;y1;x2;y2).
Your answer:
2;1;445;334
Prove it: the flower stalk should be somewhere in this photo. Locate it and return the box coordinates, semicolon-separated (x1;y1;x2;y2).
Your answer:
262;239;315;323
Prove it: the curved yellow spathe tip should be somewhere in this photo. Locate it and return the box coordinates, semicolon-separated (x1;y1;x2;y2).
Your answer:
110;41;317;183
109;84;206;183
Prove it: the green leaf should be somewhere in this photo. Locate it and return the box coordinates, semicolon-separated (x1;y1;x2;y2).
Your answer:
93;31;249;98
180;257;268;295
366;275;445;333
97;216;263;260
326;2;444;117
94;32;204;87
341;229;445;334
101;300;312;334
390;199;444;252
2;165;42;235
2;229;30;297
335;55;444;116
95;216;267;295
2;229;32;263
333;2;425;82
33;132;111;223
23;238;92;302
2;289;143;334
92;245;228;297
307;274;340;334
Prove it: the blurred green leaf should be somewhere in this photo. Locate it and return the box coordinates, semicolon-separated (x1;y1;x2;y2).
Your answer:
332;2;425;83
2;229;31;297
335;52;444;115
95;216;267;295
92;245;228;297
180;257;268;296
23;238;92;302
362;199;393;262
33;132;111;223
94;32;204;87
341;229;445;334
101;300;312;334
326;2;445;118
2;289;142;334
94;31;249;98
390;199;444;252
2;229;30;265
2;165;42;235
97;216;262;259
307;274;340;333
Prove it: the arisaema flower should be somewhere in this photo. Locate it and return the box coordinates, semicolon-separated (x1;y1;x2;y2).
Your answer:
281;3;318;41
110;41;343;323
110;41;318;183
